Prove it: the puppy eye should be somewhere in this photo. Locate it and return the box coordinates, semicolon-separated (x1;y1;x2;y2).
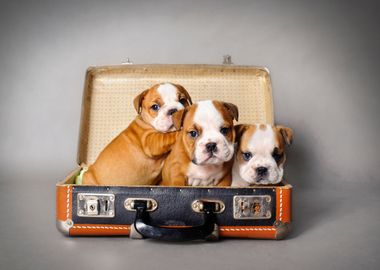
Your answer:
272;148;283;162
242;152;252;161
179;98;188;105
151;104;160;111
220;127;230;135
188;130;198;138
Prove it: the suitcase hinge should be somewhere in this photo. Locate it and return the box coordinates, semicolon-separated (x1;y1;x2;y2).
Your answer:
223;55;233;65
121;57;134;65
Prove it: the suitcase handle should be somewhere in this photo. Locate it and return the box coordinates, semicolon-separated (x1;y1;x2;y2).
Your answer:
133;200;217;241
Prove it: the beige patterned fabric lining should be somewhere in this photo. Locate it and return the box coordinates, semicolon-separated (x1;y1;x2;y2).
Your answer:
78;65;274;165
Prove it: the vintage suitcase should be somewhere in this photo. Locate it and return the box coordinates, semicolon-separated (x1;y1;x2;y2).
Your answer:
56;62;292;240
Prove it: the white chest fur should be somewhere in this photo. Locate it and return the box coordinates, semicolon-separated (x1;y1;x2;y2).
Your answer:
186;163;225;186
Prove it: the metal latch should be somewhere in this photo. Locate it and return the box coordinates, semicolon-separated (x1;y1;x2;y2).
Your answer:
233;195;272;219
192;199;225;213
77;193;115;218
124;198;158;212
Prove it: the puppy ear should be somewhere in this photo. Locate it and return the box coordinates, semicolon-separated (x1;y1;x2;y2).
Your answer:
277;125;294;146
133;89;149;114
222;102;239;121
172;108;188;130
234;124;249;143
174;84;193;106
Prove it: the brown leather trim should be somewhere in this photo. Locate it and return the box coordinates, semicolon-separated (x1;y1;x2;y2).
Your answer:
56;185;72;221
276;186;292;223
56;167;81;221
70;224;131;236
219;226;276;239
69;224;277;238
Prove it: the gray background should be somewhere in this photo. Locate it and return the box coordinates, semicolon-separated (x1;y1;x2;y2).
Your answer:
0;0;379;269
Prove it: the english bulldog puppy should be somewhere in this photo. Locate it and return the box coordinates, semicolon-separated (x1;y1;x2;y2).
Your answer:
161;100;239;186
231;124;293;186
82;83;192;186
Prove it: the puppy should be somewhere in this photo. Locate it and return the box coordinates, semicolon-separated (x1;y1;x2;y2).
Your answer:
231;124;293;186
161;100;239;186
82;83;192;186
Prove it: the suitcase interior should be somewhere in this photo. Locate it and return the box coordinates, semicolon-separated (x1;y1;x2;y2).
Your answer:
56;64;292;240
78;64;274;165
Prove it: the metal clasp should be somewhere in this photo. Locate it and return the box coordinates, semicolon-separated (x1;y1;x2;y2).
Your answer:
191;199;225;214
77;193;115;218
233;195;272;220
124;198;158;212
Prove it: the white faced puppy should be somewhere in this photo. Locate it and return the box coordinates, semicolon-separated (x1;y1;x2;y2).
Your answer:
232;124;293;186
82;82;192;186
138;83;192;132
161;100;239;186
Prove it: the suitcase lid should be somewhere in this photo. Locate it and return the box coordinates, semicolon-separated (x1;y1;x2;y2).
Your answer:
78;64;274;165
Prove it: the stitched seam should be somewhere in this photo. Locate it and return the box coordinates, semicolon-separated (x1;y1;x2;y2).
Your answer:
72;226;272;231
73;225;130;230
220;228;276;231
279;188;283;221
66;185;70;219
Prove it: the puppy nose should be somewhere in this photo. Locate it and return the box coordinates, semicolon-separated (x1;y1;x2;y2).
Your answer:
167;108;178;116
256;167;268;176
206;142;217;153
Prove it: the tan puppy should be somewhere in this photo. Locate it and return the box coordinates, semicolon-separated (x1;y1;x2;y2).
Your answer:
232;124;293;186
82;83;192;185
161;100;239;186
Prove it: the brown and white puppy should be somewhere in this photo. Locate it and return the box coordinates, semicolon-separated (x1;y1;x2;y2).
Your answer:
232;124;293;186
161;100;239;186
82;83;192;186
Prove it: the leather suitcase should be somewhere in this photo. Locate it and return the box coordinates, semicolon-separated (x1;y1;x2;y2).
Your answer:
56;62;292;240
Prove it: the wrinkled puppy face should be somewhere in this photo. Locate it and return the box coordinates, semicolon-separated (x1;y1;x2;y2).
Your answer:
174;100;239;166
133;83;192;132
235;124;293;185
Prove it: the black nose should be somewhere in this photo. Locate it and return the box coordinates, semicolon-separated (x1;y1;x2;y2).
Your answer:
256;167;268;177
206;142;217;153
167;108;178;115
